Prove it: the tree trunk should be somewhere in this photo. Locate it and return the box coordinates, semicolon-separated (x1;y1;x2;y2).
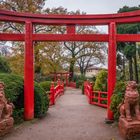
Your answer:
129;57;133;81
69;60;75;81
80;66;84;76
133;55;139;83
122;54;126;80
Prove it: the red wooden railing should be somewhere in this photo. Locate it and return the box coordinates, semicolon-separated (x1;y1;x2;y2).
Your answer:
84;81;108;108
67;81;76;88
50;80;64;105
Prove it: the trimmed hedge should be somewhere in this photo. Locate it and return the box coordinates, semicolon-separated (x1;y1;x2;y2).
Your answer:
0;73;49;123
0;57;11;73
93;70;108;91
34;82;49;118
39;81;52;92
110;81;126;120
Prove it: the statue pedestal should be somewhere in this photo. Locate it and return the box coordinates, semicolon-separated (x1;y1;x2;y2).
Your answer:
119;117;140;140
0;117;14;136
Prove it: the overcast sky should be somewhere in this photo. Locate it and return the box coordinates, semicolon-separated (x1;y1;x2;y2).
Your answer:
45;0;140;14
45;0;140;33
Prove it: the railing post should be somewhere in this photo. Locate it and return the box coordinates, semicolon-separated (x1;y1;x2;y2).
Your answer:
61;81;64;94
57;79;61;94
50;82;55;105
98;92;101;105
57;79;61;86
89;82;93;104
84;82;86;94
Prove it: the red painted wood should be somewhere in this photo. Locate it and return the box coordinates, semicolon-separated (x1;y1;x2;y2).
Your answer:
1;10;140;25
116;34;140;42
0;33;24;41
84;81;108;108
67;82;76;88
32;34;108;42
50;81;64;105
67;25;75;34
24;21;34;120
1;33;140;42
107;22;117;120
50;82;55;105
1;10;140;121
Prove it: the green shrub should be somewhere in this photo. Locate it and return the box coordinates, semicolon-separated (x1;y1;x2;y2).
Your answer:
76;81;79;88
75;75;87;89
0;73;24;103
72;74;78;82
110;81;126;121
0;73;49;123
39;81;52;92
93;70;108;91
81;84;84;94
34;82;49;118
0;73;24;123
79;81;84;89
35;73;52;82
0;56;11;73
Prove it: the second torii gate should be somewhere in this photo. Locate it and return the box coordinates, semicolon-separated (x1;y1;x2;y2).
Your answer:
51;72;70;86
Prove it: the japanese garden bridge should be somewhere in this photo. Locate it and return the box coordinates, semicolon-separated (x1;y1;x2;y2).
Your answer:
0;9;140;121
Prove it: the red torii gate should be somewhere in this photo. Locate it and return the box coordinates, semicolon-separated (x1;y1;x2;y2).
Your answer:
51;72;70;85
0;10;140;121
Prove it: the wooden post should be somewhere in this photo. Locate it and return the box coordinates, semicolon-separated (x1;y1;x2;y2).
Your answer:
24;21;34;120
67;24;75;34
107;22;117;121
50;82;55;105
66;74;68;86
89;82;93;104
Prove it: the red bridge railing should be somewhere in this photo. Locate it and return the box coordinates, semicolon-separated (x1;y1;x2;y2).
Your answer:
50;80;64;105
67;81;76;88
84;81;108;108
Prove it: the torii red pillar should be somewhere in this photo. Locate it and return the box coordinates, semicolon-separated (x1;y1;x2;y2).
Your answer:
107;22;117;121
24;21;34;120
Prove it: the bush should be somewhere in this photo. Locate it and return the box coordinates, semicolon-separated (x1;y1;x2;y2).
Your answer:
0;73;49;123
0;57;11;73
76;81;79;88
34;82;49;118
75;75;87;88
39;81;52;92
110;81;126;121
0;73;24;103
81;84;84;94
76;80;84;88
72;74;79;82
35;73;52;82
94;70;108;91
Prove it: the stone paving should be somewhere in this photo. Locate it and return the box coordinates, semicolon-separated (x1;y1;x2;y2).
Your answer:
2;87;123;140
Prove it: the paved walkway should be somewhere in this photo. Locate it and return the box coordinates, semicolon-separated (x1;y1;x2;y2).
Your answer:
2;88;123;140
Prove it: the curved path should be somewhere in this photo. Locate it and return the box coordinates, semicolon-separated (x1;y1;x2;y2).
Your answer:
3;88;123;140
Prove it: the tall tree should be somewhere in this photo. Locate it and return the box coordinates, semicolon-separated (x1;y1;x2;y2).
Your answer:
117;5;140;82
0;0;50;76
76;43;106;75
0;0;46;13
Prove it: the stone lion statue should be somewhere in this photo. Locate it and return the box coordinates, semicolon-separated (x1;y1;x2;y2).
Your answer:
0;82;14;121
119;81;140;122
